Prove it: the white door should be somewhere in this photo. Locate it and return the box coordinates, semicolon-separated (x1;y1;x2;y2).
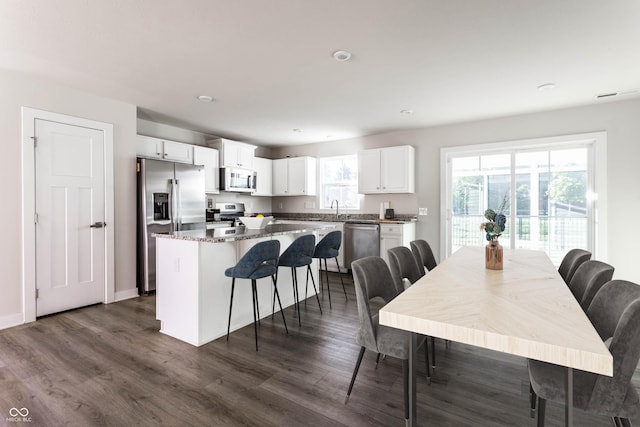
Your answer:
35;119;106;316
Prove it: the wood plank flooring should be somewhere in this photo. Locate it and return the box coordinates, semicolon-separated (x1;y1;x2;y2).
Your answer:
0;273;638;426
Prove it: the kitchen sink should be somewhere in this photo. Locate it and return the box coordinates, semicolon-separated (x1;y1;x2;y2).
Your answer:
344;219;378;224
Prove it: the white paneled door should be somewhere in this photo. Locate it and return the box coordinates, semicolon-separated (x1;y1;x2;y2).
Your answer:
35;119;106;316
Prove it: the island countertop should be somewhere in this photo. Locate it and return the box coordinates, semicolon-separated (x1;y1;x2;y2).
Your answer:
153;223;335;243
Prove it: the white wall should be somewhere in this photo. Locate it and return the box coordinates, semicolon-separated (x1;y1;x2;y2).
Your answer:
0;69;138;326
272;98;640;283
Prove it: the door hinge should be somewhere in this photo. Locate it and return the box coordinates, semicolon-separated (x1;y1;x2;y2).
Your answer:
30;136;37;147
36;289;39;299
34;213;39;224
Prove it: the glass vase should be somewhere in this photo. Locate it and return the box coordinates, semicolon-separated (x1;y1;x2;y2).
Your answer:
485;240;503;270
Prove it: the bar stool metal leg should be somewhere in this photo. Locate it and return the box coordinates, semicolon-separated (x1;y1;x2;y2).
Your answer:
324;259;333;309
306;265;322;314
226;278;236;341
250;279;259;351
335;256;347;300
271;275;288;334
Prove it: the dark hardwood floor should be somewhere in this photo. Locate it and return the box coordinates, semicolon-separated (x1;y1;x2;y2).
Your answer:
0;273;638;426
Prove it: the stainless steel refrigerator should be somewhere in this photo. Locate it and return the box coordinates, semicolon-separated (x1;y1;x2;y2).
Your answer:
137;158;206;294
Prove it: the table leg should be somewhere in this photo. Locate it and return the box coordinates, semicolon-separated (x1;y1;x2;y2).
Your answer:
408;332;417;426
565;367;573;427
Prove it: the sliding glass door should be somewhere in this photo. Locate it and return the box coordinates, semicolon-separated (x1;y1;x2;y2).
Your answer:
444;134;600;266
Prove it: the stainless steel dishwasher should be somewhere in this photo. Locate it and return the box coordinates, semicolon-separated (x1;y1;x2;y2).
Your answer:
344;221;380;270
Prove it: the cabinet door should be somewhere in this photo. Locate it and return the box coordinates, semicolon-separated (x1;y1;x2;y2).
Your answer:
380;232;403;265
237;144;254;169
137;135;164;159
253;157;272;196
221;143;239;167
193;146;219;194
287;157;308;195
272;159;289;195
163;141;193;164
381;146;413;193
358;149;381;193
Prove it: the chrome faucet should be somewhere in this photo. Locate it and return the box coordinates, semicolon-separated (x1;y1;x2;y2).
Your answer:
331;199;340;219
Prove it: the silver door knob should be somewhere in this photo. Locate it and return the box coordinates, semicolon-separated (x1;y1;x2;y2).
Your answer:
90;221;106;228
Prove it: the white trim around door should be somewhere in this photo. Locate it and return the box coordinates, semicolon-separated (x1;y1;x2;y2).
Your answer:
21;107;115;323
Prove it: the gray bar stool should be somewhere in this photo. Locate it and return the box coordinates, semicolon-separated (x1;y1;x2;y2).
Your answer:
276;234;322;327
312;230;347;309
225;239;288;351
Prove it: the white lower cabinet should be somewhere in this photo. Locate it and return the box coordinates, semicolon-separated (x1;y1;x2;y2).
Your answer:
380;222;416;265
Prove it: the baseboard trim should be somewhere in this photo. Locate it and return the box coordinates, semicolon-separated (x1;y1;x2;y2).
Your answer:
114;288;140;302
0;312;25;331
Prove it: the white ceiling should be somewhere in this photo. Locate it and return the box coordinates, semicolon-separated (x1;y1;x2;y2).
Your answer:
2;1;640;147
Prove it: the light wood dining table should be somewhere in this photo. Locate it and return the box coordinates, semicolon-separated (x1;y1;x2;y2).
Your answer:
379;246;612;427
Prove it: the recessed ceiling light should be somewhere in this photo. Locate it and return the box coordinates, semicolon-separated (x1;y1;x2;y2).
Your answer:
400;109;414;115
292;128;303;132
537;83;556;91
197;95;214;102
332;50;352;62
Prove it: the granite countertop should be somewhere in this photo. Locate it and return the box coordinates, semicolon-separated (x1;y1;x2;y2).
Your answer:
274;216;416;225
153;223;336;243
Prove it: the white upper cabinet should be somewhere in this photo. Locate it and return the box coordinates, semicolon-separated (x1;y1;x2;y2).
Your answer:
137;135;194;164
272;157;317;196
357;145;415;194
208;138;256;169
193;146;219;194
252;157;272;196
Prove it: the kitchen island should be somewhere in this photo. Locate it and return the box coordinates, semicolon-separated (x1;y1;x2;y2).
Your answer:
154;223;334;346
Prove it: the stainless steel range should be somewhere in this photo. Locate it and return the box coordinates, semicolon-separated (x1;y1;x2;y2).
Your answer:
216;202;246;226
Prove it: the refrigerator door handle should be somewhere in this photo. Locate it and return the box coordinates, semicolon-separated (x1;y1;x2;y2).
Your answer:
175;179;181;230
168;178;178;231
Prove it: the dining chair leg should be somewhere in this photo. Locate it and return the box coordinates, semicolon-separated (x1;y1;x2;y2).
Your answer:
324;259;333;309
620;418;632;427
346;346;366;402
307;265;323;314
613;417;623;427
424;339;431;384
537;397;546;427
375;352;381;367
271;275;288;334
251;279;259;351
431;336;436;369
335;257;347;300
226;278;236;341
530;383;537;418
402;359;409;422
291;267;301;327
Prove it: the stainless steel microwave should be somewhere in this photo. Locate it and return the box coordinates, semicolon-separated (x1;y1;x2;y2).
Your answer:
219;167;256;192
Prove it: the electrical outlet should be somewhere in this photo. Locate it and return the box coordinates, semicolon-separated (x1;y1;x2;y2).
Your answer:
304;201;315;209
278;202;283;209
418;207;428;216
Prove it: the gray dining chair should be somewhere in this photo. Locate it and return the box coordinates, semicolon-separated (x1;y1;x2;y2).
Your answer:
346;256;430;422
387;246;425;294
529;280;640;426
410;239;438;273
557;248;591;284
567;260;614;311
387;246;435;373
